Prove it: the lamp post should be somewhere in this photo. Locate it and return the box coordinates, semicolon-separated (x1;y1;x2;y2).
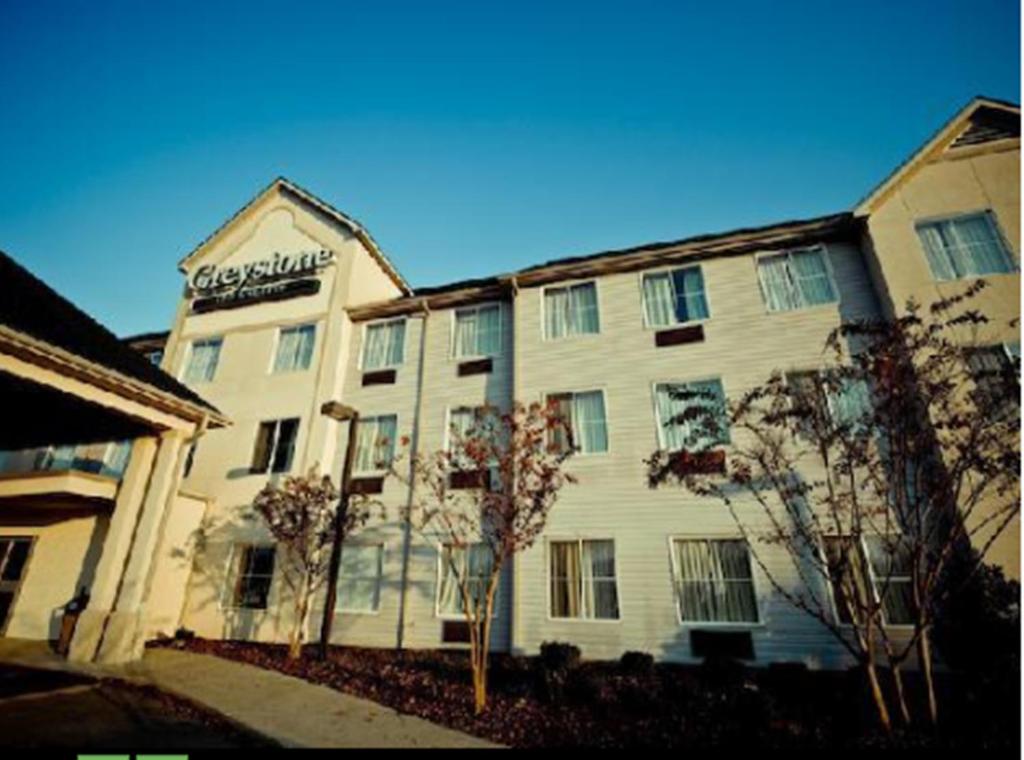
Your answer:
318;400;359;661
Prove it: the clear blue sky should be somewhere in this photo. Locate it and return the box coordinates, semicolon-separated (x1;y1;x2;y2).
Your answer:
0;0;1019;336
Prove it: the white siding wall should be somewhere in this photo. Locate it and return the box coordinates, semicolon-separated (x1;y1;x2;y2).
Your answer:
512;242;881;666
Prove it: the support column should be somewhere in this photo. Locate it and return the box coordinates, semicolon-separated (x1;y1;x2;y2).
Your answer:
94;429;186;664
68;436;158;663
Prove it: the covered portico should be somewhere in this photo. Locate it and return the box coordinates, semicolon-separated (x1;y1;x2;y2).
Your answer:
0;250;227;664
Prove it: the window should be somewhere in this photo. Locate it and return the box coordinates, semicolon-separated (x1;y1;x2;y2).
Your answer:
549;539;619;620
547;390;609;454
353;415;398;474
437;543;493;617
337;543;384;613
227;544;275;609
273;324;316;373
916;212;1014;281
757;247;837;312
362;319;406;371
145;349;164;366
642;266;709;328
671;539;758;624
544;282;600;339
250;418;299;474
183;337;223;383
966;343;1020;420
823;536;914;626
654;379;729;451
453;304;501;358
786;370;873;434
447;406;486;466
862;537;915;626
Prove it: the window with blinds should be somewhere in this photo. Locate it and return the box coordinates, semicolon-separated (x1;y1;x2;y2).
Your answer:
756;247;837;313
916;212;1015;281
273;324;316;373
183;337;223;384
544;282;600;339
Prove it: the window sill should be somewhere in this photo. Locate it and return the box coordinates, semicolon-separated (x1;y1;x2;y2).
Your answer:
335;608;381;617
546;615;622;624
763;302;839;317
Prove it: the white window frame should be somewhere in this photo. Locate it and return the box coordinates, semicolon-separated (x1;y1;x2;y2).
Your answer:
638;263;713;330
540;279;603;341
914;209;1017;282
351;413;399;476
220;542;276;611
821;534;914;630
541;388;611;457
666;535;762;628
544;536;622;623
270;322;317;374
755;244;839;314
450;302;504;360
359;317;407;371
181;336;224;384
650;376;731;452
434;542;499;620
251;418;300;475
335;541;385;616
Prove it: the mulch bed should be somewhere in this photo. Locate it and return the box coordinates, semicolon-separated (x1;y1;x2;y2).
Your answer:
149;637;1017;749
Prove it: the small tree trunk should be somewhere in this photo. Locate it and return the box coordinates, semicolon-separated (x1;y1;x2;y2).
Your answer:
890;663;912;726
917;626;939;725
864;659;893;733
288;576;311;660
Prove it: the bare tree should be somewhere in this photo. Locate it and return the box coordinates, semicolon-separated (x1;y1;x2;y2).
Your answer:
388;401;576;714
647;282;1019;731
253;466;372;658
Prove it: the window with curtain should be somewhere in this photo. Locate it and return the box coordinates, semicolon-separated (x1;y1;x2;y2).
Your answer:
672;539;758;623
786;369;873;435
544;282;600;339
447;406;487;467
250;418;299;474
337;543;384;613
862;536;915;626
642;266;709;327
654;379;729;451
757;247;837;312
183;337;223;383
362;319;406;371
823;536;914;626
437;543;494;617
966;344;1021;421
228;544;276;609
547;390;608;454
453;304;502;358
549;539;619;620
273;324;316;373
916;212;1014;281
352;415;398;474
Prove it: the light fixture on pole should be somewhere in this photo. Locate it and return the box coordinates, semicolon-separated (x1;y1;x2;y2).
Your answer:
318;400;359;660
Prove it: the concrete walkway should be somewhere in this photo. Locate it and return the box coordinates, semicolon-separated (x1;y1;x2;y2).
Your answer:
0;640;498;748
129;649;499;748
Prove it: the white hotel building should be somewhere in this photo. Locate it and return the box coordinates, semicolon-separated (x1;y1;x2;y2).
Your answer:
0;97;1019;666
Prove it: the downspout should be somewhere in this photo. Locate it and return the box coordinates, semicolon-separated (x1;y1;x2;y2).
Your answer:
503;275;522;655
396;297;430;650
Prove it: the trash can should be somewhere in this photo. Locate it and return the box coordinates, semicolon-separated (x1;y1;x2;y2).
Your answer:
56;587;90;656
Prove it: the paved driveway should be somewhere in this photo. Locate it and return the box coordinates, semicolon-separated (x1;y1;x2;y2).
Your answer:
0;663;275;749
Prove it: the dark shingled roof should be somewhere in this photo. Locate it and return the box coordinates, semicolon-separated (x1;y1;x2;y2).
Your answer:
0;249;219;415
398;211;855;300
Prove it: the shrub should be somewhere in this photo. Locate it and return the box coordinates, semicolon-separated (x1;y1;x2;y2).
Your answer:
538;641;581;672
536;641;582;703
619;650;655;676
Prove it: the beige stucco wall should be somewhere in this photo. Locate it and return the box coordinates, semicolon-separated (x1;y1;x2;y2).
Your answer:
144;492;209;638
863;141;1021;579
173;188;405;642
1;513;108;639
